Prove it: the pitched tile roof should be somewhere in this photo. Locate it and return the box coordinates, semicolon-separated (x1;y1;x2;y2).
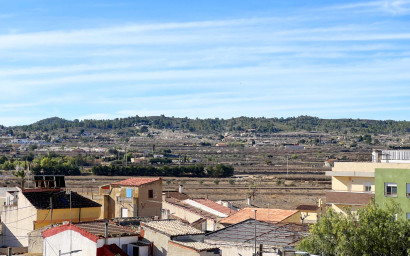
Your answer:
296;204;319;211
23;190;101;209
326;191;374;205
220;208;299;225
192;198;237;216
164;190;190;200
142;220;203;237
205;219;309;248
111;177;161;187
169;240;220;252
42;220;138;242
75;219;137;238
165;197;219;220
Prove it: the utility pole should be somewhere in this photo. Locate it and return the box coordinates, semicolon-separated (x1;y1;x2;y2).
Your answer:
286;156;289;177
253;210;257;256
50;197;53;227
125;147;128;167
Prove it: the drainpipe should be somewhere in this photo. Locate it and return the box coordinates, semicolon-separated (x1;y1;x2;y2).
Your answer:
105;220;109;245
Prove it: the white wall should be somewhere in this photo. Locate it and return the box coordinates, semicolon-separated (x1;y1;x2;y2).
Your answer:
163;201;202;223
183;199;227;218
1;190;37;247
96;235;139;249
43;229;139;256
43;229;96;256
143;228;170;256
162;201;219;232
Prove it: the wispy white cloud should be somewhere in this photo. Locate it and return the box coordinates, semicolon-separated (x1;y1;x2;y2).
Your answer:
1;1;410;125
325;0;410;15
0;13;13;19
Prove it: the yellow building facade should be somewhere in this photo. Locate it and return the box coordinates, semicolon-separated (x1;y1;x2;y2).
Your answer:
90;177;162;219
326;162;410;214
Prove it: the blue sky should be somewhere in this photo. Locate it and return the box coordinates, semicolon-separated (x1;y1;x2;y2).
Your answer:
1;0;410;126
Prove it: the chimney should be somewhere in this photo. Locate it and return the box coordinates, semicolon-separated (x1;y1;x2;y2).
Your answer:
247;195;252;206
162;192;166;202
372;149;379;163
179;185;184;194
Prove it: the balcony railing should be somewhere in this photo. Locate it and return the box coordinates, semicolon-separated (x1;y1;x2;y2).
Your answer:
326;190;374;206
325;171;374;177
117;197;135;203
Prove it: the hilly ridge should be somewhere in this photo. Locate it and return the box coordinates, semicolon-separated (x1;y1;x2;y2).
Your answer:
8;115;410;135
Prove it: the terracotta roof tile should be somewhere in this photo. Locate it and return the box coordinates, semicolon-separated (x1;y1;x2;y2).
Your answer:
111;177;161;187
296;205;319;211
220;208;299;225
43;220;138;242
142;220;203;236
326;191;374;205
164;191;190;200
192;198;237;216
165;198;219;220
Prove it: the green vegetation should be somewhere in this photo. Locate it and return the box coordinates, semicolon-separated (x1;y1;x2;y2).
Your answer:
297;201;410;255
91;163;234;177
12;115;410;135
31;154;81;175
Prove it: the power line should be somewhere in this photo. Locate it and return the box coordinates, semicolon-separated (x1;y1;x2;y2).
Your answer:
4;213;37;225
1;204;34;212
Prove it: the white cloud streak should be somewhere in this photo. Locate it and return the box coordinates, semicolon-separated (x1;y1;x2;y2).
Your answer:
1;1;410;125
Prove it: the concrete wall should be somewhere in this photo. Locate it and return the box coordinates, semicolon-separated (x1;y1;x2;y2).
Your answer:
282;212;301;223
28;227;45;253
137;180;162;217
1;191;37;247
375;168;410;220
332;176;375;192
35;207;101;229
162;201;221;231
168;242;200;256
96;236;139;250
163;201;202;223
105;179;162;218
143;227;170;256
82;194;110;219
205;240;280;256
43;229;96;256
331;204;362;215
299;211;318;224
43;229;139;256
333;162;410;173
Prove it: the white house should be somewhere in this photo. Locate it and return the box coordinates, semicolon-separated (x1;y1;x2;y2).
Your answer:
42;219;150;256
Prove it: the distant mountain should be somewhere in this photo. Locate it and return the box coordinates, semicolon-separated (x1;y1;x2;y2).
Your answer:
9;115;410;135
32;117;72;126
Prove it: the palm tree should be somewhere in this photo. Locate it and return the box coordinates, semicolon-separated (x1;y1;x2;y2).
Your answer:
14;164;26;189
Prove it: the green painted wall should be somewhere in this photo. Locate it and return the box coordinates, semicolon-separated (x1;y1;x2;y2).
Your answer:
375;168;410;220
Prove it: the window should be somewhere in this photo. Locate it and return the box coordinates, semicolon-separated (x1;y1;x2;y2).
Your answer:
407;183;410;197
385;183;397;196
121;208;129;218
364;182;372;192
148;189;154;198
407;213;410;220
126;188;132;198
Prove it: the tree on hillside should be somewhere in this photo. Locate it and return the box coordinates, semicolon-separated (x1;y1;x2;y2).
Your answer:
297;200;410;255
